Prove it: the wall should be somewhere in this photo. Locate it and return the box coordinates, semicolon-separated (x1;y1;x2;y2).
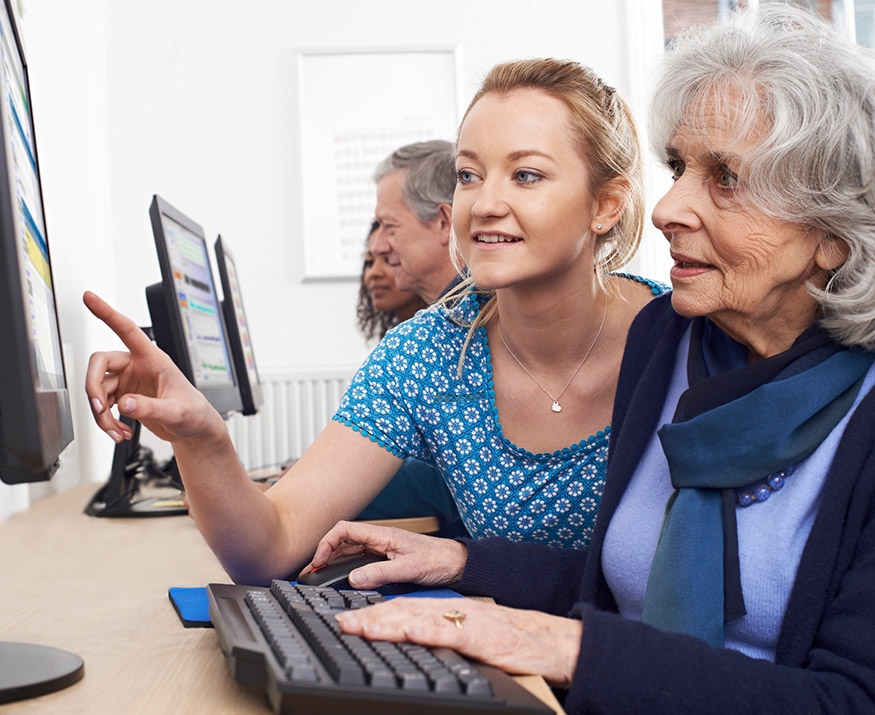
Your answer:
94;0;655;371
1;0;667;518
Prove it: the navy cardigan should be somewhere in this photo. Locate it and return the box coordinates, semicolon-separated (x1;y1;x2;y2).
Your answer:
457;295;875;714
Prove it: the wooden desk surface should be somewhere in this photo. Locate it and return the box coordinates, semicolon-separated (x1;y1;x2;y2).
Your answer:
0;483;565;714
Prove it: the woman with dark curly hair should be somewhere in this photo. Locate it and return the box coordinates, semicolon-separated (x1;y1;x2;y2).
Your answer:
356;220;426;343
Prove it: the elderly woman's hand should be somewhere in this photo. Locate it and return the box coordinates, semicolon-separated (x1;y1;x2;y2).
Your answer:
300;520;468;589
335;597;582;688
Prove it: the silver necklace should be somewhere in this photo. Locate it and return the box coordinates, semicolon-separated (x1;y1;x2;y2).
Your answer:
497;298;607;414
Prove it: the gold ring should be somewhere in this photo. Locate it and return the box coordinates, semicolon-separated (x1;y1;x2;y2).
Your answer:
442;609;466;629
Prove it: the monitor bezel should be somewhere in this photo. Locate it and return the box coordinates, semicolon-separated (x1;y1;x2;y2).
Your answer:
147;195;242;418
214;234;263;416
0;0;73;484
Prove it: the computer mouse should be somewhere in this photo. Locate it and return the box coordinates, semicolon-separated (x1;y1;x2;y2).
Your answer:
297;552;389;589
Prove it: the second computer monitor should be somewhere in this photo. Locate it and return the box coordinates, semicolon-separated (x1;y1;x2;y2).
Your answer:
214;235;263;416
146;195;242;417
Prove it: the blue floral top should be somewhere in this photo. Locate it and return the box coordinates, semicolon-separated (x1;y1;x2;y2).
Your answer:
333;275;667;549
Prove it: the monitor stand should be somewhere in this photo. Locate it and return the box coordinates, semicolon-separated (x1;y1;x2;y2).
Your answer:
0;641;84;704
84;415;188;517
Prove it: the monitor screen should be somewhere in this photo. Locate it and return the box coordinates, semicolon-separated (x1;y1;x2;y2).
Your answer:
0;0;73;485
147;195;242;417
214;235;263;416
0;0;83;700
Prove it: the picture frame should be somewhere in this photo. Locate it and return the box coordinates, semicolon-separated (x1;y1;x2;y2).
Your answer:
296;46;461;280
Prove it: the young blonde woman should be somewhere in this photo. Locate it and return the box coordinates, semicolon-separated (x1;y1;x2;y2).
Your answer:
84;58;664;586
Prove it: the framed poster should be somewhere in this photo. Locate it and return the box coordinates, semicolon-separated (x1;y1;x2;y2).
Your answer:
297;47;460;280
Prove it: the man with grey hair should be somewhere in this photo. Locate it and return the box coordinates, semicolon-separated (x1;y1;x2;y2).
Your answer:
371;139;459;305
355;139;468;538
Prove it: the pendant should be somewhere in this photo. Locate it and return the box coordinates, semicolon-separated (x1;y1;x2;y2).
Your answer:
551;401;562;413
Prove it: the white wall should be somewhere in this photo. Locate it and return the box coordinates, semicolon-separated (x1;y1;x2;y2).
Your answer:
2;0;668;518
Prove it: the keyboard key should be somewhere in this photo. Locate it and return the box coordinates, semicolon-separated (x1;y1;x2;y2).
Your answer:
288;663;319;683
397;670;430;691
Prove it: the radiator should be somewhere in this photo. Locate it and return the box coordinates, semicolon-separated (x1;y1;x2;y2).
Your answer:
226;367;356;471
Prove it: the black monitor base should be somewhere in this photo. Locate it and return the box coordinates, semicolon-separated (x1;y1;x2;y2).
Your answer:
84;416;187;518
85;485;188;518
0;641;84;704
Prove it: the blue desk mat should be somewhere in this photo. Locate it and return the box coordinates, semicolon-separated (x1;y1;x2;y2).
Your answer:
168;584;464;629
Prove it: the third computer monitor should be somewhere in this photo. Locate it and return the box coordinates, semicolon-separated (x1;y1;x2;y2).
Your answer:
214;234;263;416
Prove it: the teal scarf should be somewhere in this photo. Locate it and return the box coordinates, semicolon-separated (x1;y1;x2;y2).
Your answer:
641;319;875;647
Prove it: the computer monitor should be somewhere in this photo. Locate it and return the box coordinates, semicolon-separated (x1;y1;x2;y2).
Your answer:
85;196;243;518
214;235;263;416
0;0;84;701
147;195;242;418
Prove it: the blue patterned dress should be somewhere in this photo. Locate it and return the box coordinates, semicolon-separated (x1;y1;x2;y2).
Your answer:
333;275;666;549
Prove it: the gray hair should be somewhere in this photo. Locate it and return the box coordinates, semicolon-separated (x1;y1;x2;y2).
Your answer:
650;5;875;349
373;139;456;223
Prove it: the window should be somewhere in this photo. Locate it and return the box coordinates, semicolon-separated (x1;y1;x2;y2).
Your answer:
854;0;875;46
661;0;872;47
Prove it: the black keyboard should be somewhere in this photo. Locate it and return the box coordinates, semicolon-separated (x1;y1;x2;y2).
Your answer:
207;580;554;714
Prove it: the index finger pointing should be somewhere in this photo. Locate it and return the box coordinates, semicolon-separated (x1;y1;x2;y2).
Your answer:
83;291;155;355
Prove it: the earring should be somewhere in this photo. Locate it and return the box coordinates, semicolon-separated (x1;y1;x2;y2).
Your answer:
596;224;603;231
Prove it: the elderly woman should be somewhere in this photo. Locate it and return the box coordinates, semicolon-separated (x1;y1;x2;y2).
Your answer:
304;7;875;713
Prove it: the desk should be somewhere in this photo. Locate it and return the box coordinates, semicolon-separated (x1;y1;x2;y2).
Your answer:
0;484;565;714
